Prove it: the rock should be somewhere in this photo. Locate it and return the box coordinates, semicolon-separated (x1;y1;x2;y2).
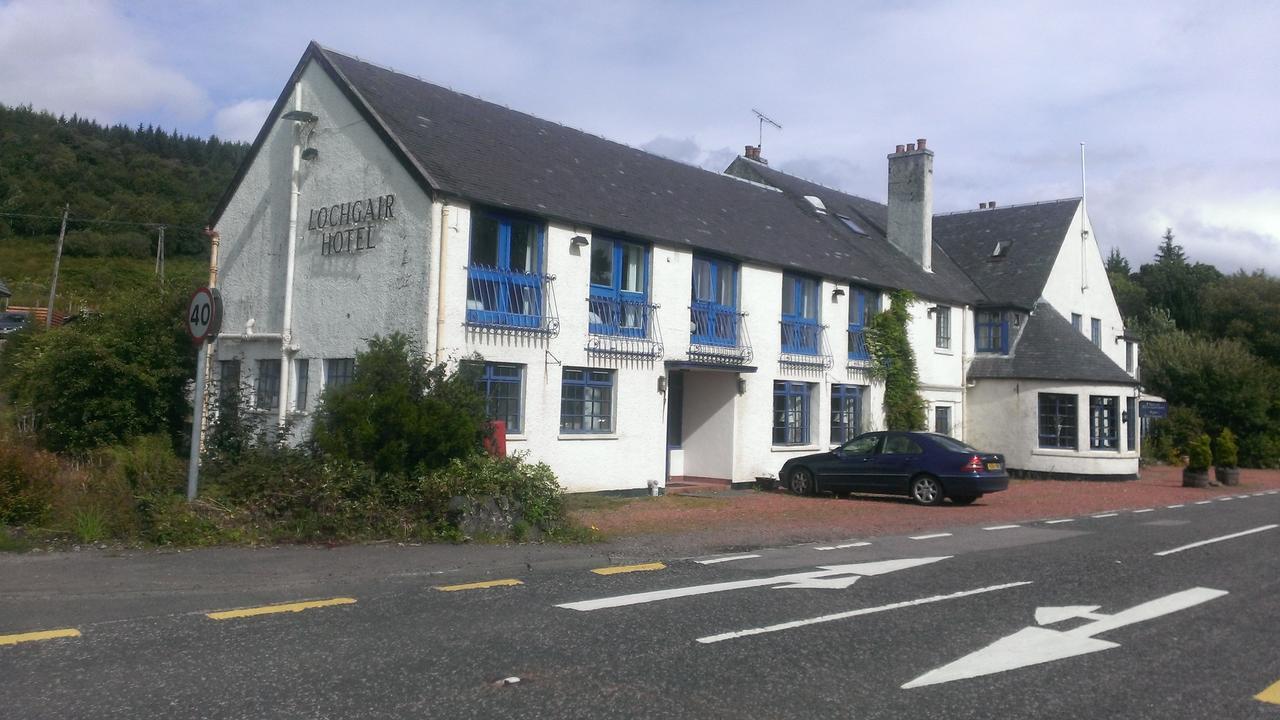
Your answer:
448;495;527;538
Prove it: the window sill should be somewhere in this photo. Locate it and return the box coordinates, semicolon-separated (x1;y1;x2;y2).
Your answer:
1032;448;1135;458
505;434;527;442
933;347;954;355
558;433;618;441
772;444;819;453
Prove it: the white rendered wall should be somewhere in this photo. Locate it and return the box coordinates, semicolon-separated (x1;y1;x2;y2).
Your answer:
967;378;1140;477
681;373;737;479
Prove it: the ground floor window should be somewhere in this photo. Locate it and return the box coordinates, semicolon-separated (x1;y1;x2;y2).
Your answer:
1090;395;1118;450
561;367;614;433
255;359;281;411
830;384;864;444
217;359;240;403
773;381;812;446
294;359;309;411
475;362;524;434
934;405;952;436
1038;393;1077;449
325;358;354;389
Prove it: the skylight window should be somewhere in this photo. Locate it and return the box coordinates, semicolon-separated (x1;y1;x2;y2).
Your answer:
991;240;1011;258
804;195;827;214
837;215;868;236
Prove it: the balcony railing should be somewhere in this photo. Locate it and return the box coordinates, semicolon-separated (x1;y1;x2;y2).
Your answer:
689;303;752;364
847;325;871;364
586;296;663;359
780;319;832;368
465;265;559;336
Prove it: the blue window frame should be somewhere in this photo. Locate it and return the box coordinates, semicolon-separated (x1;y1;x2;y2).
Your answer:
773;381;811;445
466;210;545;328
1091;317;1102;347
690;255;738;346
781;273;820;354
847;285;879;360
1090;395;1118;450
1039;393;1077;449
589;237;648;337
474;362;524;434
976;310;1008;353
830;384;864;444
561;367;614;433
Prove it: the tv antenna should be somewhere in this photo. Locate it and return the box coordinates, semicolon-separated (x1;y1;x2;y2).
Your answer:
752;109;782;151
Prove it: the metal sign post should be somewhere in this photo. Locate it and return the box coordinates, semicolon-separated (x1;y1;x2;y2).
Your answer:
185;287;222;501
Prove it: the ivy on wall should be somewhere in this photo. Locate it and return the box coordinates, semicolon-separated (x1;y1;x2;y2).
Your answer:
865;289;926;431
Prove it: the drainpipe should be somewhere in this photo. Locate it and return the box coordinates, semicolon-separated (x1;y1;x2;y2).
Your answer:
279;84;303;427
961;306;970;441
433;201;450;360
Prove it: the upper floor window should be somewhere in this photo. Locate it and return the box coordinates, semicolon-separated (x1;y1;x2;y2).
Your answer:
589;237;648;337
691;255;739;346
848;285;879;360
255;359;281;411
1072;313;1082;333
976;310;1008;353
1125;341;1135;373
934;305;952;349
1091;318;1102;347
325;358;354;389
467;210;545;328
781;273;820;354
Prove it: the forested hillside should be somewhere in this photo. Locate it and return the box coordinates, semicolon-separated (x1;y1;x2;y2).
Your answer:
0;104;248;306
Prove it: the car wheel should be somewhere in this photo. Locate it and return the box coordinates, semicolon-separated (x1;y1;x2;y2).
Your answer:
909;474;943;506
949;494;981;506
789;467;815;496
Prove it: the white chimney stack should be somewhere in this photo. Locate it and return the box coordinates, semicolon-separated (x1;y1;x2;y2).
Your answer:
887;139;934;272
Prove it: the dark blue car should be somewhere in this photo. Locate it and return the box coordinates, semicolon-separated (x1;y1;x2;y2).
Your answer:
779;431;1009;506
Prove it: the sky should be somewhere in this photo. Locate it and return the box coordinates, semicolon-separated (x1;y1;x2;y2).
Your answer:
1;0;1277;274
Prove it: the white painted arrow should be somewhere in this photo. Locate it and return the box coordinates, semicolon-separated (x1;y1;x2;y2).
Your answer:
904;587;1228;689
556;556;950;611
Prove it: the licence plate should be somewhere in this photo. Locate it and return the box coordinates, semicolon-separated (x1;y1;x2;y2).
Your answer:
986;462;1002;471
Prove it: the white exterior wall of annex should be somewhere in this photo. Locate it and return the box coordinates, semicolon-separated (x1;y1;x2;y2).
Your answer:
967;378;1140;476
213;61;434;422
909;297;971;439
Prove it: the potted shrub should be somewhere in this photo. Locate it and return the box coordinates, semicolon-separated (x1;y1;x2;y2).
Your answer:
1213;429;1240;487
1181;433;1213;488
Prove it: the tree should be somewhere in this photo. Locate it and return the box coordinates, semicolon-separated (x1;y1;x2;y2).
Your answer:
1135;228;1221;332
310;334;488;476
1201;270;1280;365
1105;247;1131;276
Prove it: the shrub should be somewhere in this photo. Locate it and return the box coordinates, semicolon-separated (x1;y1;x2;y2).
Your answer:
1186;433;1213;471
0;441;57;525
310;334;488;476
1213;429;1239;469
865;290;926;431
419;452;567;535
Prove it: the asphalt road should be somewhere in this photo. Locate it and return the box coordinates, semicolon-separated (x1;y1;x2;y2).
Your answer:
2;491;1278;719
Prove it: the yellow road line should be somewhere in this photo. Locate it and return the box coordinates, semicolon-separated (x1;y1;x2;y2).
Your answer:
592;562;667;576
435;578;524;592
206;597;356;620
0;628;81;646
1257;679;1280;705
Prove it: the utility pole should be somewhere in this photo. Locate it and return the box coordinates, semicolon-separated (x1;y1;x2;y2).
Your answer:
46;204;69;328
155;225;166;280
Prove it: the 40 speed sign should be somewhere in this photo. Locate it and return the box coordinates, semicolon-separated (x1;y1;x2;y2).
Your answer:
186;287;223;344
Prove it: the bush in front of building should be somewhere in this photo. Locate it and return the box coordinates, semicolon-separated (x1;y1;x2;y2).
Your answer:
310;333;489;477
865;290;926;431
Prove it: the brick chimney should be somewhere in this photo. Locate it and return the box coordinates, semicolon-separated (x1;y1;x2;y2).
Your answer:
887;138;933;272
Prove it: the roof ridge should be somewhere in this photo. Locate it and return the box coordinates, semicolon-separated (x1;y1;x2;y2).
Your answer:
935;197;1081;217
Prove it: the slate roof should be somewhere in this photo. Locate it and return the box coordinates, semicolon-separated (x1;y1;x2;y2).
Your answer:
932;199;1081;309
968;302;1136;384
211;43;978;304
724;158;986;304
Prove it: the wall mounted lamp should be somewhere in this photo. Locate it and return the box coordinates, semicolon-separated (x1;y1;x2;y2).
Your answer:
570;235;590;248
926;304;944;318
736;376;747;395
831;287;845;302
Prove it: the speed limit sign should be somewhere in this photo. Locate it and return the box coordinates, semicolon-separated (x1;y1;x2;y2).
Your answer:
186;287;223;345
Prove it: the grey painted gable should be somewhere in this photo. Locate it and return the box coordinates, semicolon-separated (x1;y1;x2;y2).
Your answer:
933;199;1081;309
724;158;986;304
969;302;1135;384
317;47;982;299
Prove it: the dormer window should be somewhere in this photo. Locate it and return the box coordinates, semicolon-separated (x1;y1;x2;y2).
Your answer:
976;310;1009;353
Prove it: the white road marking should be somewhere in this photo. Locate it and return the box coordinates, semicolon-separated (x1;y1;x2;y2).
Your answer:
1217;496;1233;501
814;542;870;551
1267;490;1278;495
696;554;761;565
1044;519;1075;524
1132;509;1155;514
1153;524;1278;557
1166;504;1184;509
983;525;1021;531
1236;495;1251;499
1194;500;1213;505
903;587;1229;688
1253;492;1267;497
909;533;952;540
696;581;1033;644
1091;513;1119;518
556;557;951;611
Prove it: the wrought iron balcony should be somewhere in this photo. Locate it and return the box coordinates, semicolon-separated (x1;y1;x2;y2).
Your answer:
585;295;663;359
847;326;871;365
464;265;559;336
689;303;752;364
780;319;832;368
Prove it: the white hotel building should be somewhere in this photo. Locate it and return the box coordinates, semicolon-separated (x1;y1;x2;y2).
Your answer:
209;43;1143;493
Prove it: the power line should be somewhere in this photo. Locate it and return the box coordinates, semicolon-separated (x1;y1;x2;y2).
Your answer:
0;210;207;233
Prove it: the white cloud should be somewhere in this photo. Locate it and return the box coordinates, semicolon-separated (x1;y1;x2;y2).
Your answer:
213;99;274;142
0;0;208;124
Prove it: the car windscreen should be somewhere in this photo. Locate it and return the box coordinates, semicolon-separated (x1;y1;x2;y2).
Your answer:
930;435;979;453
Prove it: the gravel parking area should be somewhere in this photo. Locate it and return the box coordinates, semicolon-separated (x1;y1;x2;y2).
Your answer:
570;466;1280;557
